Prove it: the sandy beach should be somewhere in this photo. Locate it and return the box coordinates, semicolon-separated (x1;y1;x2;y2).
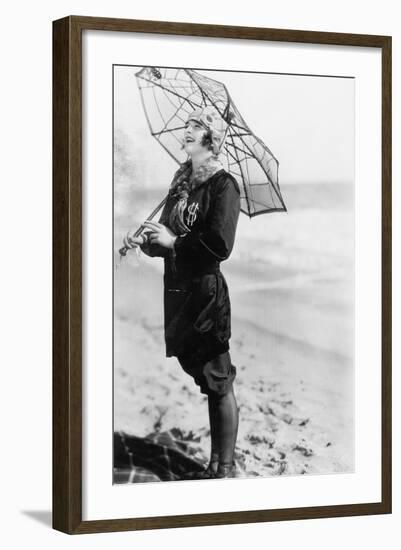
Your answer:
113;215;354;479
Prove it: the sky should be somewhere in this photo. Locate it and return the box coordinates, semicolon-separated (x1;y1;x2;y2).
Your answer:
114;65;354;189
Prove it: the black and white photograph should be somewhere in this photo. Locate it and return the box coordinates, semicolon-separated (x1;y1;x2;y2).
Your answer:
113;64;354;484
2;0;395;543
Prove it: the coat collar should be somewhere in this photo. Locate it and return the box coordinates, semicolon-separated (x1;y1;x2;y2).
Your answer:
189;156;225;186
170;157;224;194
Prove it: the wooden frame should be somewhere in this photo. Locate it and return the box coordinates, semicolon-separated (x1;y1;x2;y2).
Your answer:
53;15;392;534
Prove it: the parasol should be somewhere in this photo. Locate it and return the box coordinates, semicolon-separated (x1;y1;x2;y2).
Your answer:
119;66;286;257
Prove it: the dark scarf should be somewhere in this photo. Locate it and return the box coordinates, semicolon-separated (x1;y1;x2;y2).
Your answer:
168;157;224;235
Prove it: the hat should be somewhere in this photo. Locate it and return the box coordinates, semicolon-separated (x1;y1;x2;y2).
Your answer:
187;106;228;155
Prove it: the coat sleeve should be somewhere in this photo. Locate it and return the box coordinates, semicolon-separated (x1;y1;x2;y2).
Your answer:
173;175;241;263
139;196;172;258
140;235;168;258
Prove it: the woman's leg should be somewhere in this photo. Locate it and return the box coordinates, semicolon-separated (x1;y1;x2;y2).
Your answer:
177;353;219;478
207;398;220;473
178;351;238;478
208;385;239;474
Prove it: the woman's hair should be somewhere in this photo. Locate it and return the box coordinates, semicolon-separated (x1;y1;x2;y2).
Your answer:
201;129;214;151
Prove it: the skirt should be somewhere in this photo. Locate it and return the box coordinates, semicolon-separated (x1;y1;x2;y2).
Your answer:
164;270;232;362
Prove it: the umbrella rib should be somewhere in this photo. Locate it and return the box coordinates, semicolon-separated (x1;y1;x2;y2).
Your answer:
138;74;201;109
243;149;254;210
225;153;242;181
253;132;280;167
156;81;210;145
146;87;182;163
229;123;285;208
162;74;206;115
222;93;232;120
186;69;227;119
137;71;198;161
161;95;189;131
138;85;158;137
246;206;286;217
163;80;197;91
225;142;254;159
229;122;251;133
229;132;253;138
266;178;277;209
152;125;186;137
161;86;200;121
223;144;242;184
224;107;284;207
198;87;208;106
229;124;282;212
152;88;190;151
181;85;205;112
224;144;241;165
227;128;252;216
164;74;202;98
152;86;170;133
160;88;187;120
250;198;276;208
248;182;276;186
223;89;287;211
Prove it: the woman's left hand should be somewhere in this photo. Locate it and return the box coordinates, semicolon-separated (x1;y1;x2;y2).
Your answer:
142;221;177;249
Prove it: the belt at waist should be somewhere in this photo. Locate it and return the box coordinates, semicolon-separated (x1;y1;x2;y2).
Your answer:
164;263;221;288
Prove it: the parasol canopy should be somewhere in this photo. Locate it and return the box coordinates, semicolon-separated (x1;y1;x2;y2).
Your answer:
136;66;287;217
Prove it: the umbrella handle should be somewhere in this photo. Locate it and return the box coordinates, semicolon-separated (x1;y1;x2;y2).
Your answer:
119;195;169;257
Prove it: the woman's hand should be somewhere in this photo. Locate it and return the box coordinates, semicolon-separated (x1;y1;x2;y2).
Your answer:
142;221;177;249
123;230;145;250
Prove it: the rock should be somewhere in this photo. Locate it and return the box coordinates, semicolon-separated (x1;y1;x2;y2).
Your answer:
299;418;310;427
292;444;314;457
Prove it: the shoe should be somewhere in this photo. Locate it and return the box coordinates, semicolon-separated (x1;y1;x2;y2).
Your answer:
215;462;236;479
182;461;218;480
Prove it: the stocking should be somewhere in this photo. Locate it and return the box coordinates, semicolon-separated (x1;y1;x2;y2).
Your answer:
208;386;239;468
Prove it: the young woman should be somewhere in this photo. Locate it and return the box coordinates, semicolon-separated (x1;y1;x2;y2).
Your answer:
124;106;241;479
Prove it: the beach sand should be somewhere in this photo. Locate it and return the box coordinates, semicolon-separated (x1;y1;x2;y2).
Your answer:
114;245;354;480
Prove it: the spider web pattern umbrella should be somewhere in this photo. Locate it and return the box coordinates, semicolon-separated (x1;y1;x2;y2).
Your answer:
136;66;287;216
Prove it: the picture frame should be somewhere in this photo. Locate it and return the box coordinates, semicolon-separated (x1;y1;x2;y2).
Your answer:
52;15;392;534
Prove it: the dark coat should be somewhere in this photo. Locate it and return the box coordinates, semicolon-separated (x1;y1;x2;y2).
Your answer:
141;168;241;364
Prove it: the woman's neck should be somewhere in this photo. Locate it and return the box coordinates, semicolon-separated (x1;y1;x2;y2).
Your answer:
190;151;214;172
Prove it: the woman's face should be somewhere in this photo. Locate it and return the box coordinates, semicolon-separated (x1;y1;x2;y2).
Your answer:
183;119;208;157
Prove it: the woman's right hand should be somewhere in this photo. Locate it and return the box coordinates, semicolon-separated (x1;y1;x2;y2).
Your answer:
123;230;146;249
